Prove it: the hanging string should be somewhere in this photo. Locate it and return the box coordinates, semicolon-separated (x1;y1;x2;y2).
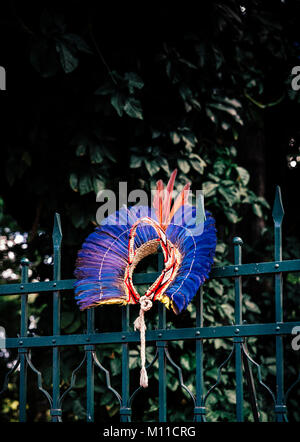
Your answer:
133;295;153;388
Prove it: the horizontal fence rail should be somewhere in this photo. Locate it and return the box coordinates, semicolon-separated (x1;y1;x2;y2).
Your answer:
0;186;299;422
2;322;300;349
1;258;300;296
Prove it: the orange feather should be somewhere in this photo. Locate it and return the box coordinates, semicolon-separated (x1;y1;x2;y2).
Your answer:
168;182;191;224
162;169;177;226
153;179;164;225
153;170;191;228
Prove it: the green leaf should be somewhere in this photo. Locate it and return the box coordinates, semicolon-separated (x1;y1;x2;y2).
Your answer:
76;144;86;156
144;159;160;176
190;157;206;174
178;57;198;69
79;175;93;195
151;146;160;157
89;144;103;164
56;42;79;73
195;42;206;67
225;208;241;224
233;128;239;140
206;367;218;380
230;146;237;157
209;102;235;113
124;72;144;92
124;97;143;120
218;186;236;206
111;358;121;376
179;84;193;101
180;356;191;371
213;160;227;175
130;154;142;168
190;98;201;111
69;173;78;192
203;312;214;322
214;339;224;349
182;131;197;148
215;242;226;254
168;378;179;392
111;92;125;116
177;159;190;174
208;102;243;125
244;298;261;313
211;280;224;296
207;173;220;182
256;196;270;209
220;303;234;318
252;203;263;218
236;166;250;186
202;181;218;197
160;157;170;174
73;399;86;418
93;176;105;193
170;131;181;144
219;97;242;108
102;145;117;163
225;390;236;405
151;129;161;139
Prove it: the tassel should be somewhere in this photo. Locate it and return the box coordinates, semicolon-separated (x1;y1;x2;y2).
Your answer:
134;295;153;388
140;366;148;388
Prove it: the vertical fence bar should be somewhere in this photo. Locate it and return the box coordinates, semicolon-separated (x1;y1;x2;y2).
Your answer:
86;308;95;422
233;237;244;422
19;258;29;422
157;251;167;422
272;186;287;421
158;303;166;422
194;287;206;422
51;213;62;422
120;306;131;422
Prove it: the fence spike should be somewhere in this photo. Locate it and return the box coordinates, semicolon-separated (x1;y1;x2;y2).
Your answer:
52;213;62;247
272;186;284;226
20;257;30;267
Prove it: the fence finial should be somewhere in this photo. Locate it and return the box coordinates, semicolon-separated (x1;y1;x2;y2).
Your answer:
20;257;30;267
272;186;284;226
233;237;243;246
52;213;62;247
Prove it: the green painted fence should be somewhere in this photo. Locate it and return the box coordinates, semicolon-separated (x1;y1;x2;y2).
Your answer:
0;186;299;422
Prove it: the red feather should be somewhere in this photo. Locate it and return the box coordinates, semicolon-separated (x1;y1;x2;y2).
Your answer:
153;169;191;229
169;182;191;224
153;179;164;225
162;169;177;226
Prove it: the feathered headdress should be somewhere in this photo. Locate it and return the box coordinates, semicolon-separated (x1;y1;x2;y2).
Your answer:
74;169;217;387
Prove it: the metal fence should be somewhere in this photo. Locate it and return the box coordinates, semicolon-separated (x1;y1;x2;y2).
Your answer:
0;186;299;422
